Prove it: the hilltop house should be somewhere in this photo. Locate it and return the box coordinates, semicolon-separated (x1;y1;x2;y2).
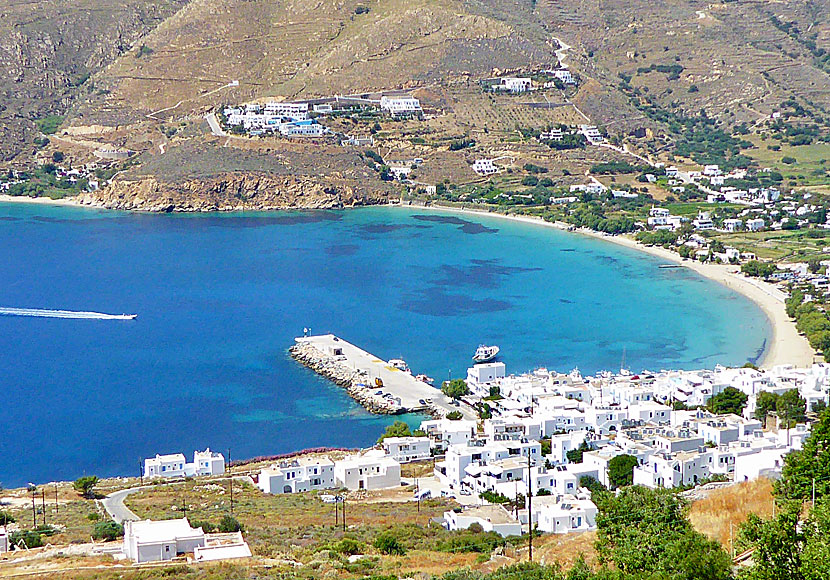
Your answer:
472;159;499;176
379;96;422;115
491;77;532;93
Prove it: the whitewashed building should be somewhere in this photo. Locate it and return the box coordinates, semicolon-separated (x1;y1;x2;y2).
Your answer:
472;159;499;176
123;518;206;564
382;437;430;463
420;418;477;451
144;449;225;479
379;96;422;115
0;527;7;554
467;362;506;396
334;451;401;490
444;505;522;537
522;493;597;534
257;456;335;494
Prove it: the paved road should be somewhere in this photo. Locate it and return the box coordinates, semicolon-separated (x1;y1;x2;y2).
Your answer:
101;487;147;523
205;112;227;136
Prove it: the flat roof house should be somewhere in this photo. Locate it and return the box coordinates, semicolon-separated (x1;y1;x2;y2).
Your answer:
123;518;206;564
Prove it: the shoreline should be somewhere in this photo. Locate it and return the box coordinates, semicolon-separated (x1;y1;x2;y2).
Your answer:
404;202;815;370
0;194;83;207
1;194;814;368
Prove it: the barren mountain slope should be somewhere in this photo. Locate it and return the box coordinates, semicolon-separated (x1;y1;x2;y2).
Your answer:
0;0;190;163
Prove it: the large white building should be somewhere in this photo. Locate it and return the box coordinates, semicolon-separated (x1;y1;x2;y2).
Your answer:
257;456;335;494
123;518;206;564
382;437;430;463
144;449;225;479
467;362;506;396
379;96;422;115
334;451;401;490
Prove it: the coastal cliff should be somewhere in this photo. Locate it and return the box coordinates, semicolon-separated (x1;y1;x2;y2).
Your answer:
78;172;392;212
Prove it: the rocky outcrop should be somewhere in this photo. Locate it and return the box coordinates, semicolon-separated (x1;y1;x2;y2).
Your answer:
79;172;392;212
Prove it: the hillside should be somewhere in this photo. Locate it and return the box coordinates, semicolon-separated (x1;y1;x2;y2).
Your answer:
2;0;828;209
0;0;190;164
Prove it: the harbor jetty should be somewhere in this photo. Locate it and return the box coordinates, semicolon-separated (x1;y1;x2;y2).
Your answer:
289;334;475;419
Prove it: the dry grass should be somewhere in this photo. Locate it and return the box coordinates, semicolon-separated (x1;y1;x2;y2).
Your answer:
688;479;774;549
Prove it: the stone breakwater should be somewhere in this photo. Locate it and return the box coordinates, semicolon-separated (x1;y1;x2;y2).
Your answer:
290;341;407;415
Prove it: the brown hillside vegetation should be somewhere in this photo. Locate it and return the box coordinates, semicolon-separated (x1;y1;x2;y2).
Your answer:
688;478;775;549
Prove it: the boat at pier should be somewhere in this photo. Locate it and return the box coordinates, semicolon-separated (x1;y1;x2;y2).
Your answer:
472;345;500;363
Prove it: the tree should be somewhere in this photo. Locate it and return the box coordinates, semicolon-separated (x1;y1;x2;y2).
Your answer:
777;389;807;428
738;500;806;580
776;407;830;501
51;151;64;163
377;420;412;443
595;486;731;580
92;521;124;541
442;379;469;400
0;510;15;525
742;260;777;278
446;410;463;420
374;531;405;555
607;454;638;489
706;386;748;415
566;441;591;464
218;514;243;533
755;391;780;422
73;475;99;499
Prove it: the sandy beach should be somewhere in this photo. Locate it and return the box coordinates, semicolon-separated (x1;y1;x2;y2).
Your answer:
406;202;816;370
0;194;82;207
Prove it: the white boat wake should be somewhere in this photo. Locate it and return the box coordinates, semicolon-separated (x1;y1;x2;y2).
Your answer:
0;307;137;320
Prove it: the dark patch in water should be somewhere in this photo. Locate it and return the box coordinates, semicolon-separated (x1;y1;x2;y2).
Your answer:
411;214;497;234
559;298;574;304
401;287;512;316
434;259;542;289
208;212;343;228
359;223;415;235
560;248;576;252
326;244;359;257
0;216;21;221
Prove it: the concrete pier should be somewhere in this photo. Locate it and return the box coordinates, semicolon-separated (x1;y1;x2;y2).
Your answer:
290;334;476;419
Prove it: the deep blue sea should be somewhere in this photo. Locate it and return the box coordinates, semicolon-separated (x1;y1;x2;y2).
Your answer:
0;204;770;486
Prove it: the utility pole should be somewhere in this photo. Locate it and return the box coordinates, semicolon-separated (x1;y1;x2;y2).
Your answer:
228;448;233;515
41;490;46;526
139;460;143;486
527;453;533;563
334;498;339;527
416;478;420;513
30;487;36;528
342;497;346;532
54;484;59;514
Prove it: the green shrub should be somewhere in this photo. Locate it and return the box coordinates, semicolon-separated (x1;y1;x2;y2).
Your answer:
218;514;243;533
373;531;406;555
336;537;364;555
92;521;124;541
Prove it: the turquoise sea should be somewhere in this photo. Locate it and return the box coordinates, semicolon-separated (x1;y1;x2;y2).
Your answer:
0;204;769;486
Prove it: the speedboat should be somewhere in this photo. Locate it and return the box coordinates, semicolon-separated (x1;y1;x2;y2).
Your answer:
472;345;500;363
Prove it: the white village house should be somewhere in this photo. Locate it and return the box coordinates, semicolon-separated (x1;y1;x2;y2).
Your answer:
333;450;402;490
256;456;335;494
123;518;206;563
444;505;522;537
143;449;225;479
382;436;431;463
